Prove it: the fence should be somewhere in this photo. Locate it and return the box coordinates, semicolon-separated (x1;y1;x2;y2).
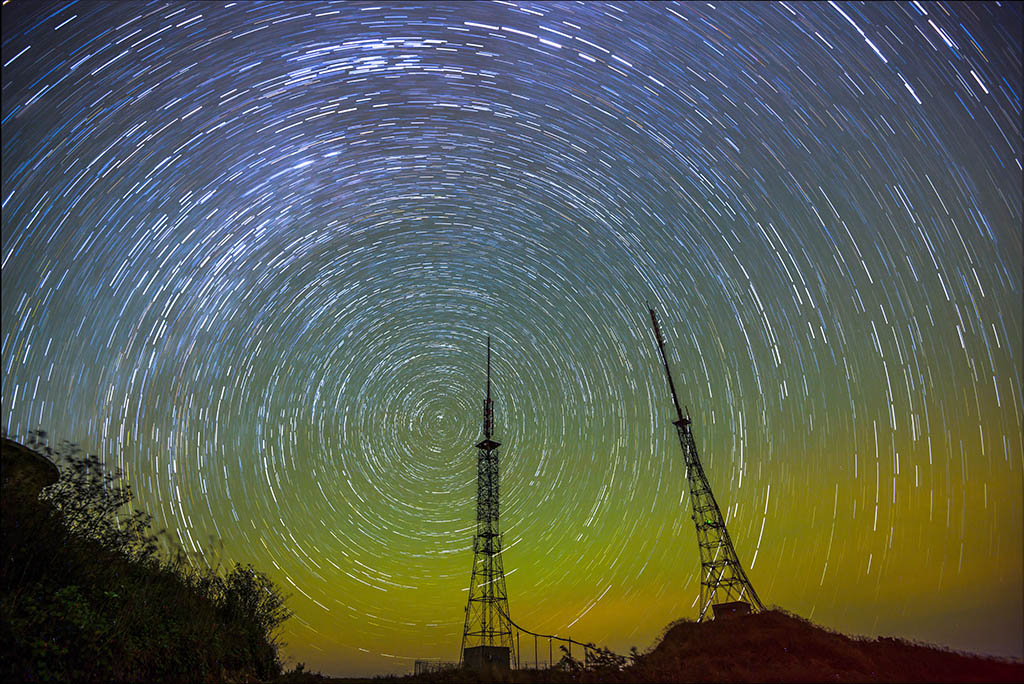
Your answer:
413;659;457;675
495;604;597;670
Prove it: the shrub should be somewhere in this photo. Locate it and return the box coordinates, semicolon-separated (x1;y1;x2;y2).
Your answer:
36;433;159;562
1;431;292;682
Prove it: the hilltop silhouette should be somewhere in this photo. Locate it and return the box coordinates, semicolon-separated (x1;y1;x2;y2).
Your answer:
270;609;1023;683
621;609;1023;683
6;432;1021;683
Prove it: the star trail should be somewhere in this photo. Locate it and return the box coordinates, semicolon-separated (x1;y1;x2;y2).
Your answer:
2;0;1021;677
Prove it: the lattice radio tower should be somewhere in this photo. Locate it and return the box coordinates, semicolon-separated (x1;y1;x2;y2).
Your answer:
460;336;516;670
647;305;765;621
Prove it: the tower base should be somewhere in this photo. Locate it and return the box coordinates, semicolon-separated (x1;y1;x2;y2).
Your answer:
712;601;751;619
463;646;510;672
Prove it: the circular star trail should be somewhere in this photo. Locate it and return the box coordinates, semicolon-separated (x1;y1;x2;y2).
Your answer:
2;1;1021;676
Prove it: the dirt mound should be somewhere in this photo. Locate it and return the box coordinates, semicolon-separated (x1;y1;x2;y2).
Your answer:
631;609;1022;683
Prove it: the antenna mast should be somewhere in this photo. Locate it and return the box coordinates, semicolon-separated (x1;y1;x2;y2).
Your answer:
646;304;764;621
484;336;493;439
649;306;686;426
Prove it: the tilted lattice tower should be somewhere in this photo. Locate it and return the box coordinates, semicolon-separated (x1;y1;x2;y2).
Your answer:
648;306;765;621
460;336;516;669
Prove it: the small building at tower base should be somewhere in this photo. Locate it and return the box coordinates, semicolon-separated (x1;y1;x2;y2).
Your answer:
712;601;752;619
463;645;510;672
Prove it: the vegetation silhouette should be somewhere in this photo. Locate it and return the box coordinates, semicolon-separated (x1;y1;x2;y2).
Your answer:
1;430;292;682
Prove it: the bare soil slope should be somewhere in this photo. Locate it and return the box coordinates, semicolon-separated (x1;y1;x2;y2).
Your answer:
627;609;1023;683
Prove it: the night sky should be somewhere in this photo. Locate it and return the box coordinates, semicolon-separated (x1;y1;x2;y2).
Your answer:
2;0;1021;677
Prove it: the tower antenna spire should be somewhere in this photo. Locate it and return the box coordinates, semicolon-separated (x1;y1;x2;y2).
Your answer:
485;335;493;439
646;304;764;621
648;303;686;426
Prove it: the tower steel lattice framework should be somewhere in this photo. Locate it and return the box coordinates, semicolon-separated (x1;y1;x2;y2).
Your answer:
460;337;516;666
648;306;765;621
